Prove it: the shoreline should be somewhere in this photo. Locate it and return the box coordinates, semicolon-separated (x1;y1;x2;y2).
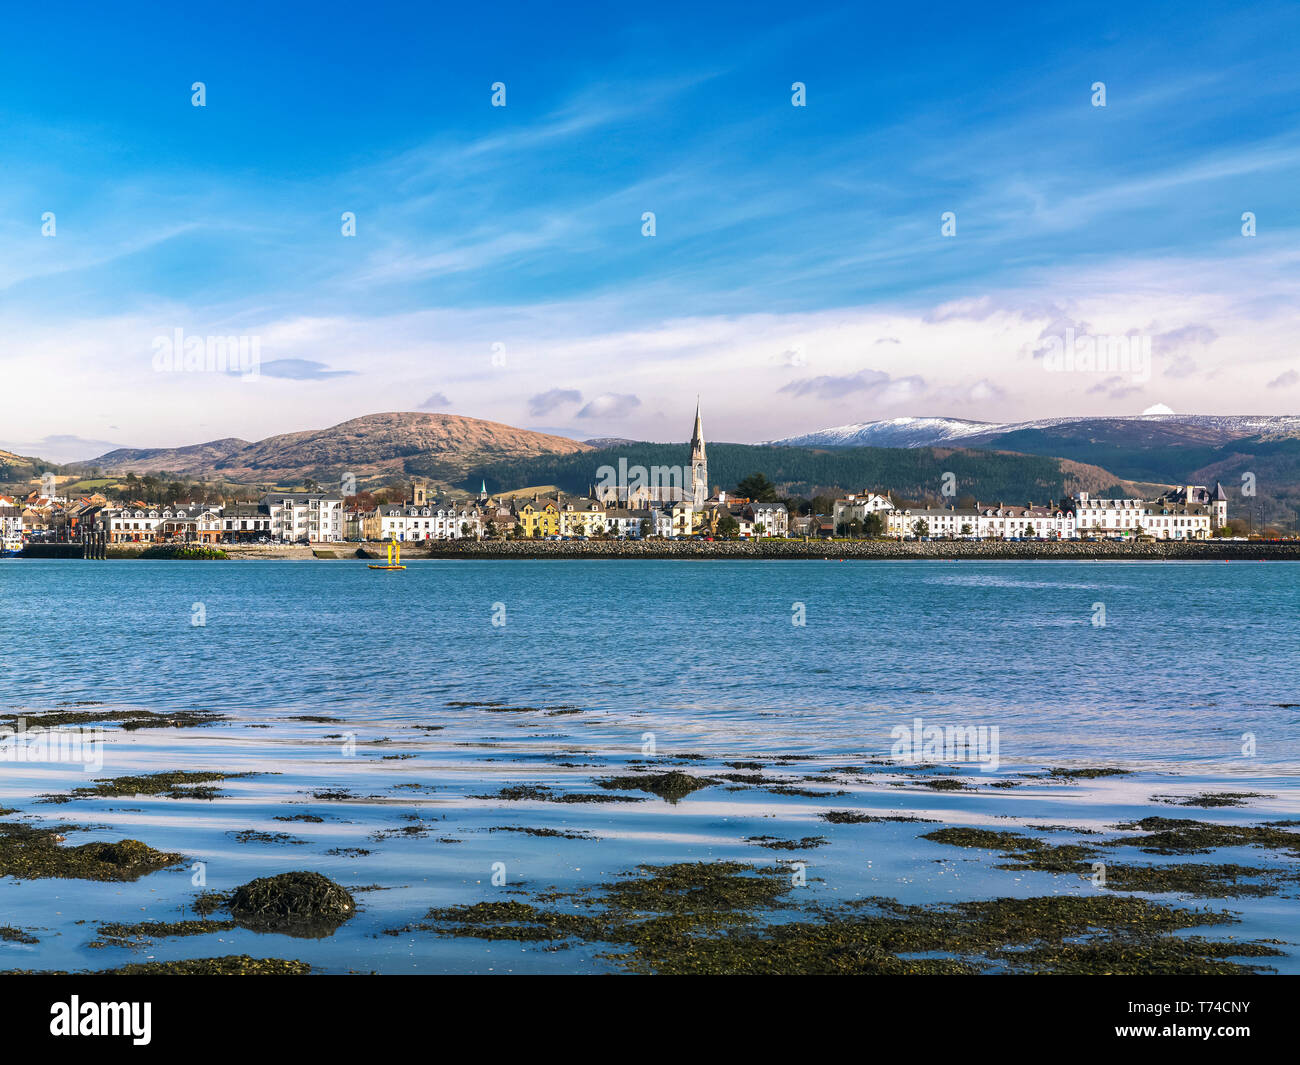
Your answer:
415;539;1300;561
3;698;1298;976
17;539;1298;561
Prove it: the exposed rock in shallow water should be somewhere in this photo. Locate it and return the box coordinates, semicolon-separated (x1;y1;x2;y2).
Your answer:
1045;767;1131;779
224;871;356;937
596;771;718;803
0;821;183;881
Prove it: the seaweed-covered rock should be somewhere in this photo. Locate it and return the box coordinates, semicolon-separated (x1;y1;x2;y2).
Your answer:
0;822;183;881
228;871;355;936
596;771;718;803
76;840;173;869
138;544;228;560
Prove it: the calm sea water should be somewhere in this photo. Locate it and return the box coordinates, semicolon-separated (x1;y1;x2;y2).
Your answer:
1;559;1297;974
3;559;1297;767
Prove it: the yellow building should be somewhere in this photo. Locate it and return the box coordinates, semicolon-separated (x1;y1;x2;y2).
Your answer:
516;496;561;538
514;493;623;537
559;496;606;537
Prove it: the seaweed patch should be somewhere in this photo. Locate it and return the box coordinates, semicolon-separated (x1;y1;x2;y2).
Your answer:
55;770;255;802
821;810;938;824
1153;792;1266;809
595;772;719;803
0;821;183;881
94;919;237;948
4;955;311;975
387;859;1279;975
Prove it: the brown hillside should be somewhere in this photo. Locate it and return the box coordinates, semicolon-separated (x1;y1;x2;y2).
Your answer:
87;412;591;486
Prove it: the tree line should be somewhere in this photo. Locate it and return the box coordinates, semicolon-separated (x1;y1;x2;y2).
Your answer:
466;443;1099;508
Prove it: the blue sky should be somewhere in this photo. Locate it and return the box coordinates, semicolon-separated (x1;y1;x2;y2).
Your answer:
2;0;1298;459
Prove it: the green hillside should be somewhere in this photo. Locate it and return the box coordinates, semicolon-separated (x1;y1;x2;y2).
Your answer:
459;443;1126;506
978;430;1300;519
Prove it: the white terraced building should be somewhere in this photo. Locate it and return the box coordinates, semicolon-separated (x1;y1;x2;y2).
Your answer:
1073;487;1223;539
601;507;653;537
1072;494;1151;536
747;501;790;536
262;493;344;542
883;501;1076;539
832;493;894;531
884;485;1226;540
103;504;271;543
377;502;482;541
103;504;214;543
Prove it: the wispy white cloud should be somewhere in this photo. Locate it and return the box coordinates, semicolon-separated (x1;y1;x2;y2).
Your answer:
528;388;583;416
577;393;641;419
780;368;925;402
4;248;1293;451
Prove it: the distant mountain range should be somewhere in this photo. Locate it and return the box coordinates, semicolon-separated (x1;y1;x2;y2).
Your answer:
771;414;1300;450
78;413;591;487
771;415;1300;514
37;410;1145;505
5;410;1294;519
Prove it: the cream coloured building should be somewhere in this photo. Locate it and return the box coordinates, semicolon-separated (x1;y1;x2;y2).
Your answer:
377;502;482;540
885;487;1224;540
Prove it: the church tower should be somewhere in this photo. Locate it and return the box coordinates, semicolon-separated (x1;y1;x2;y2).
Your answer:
412;480;428;506
689;398;708;506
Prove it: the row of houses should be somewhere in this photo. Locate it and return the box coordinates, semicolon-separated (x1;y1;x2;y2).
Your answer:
5;483;1230;548
372;482;791;542
2;492;342;546
833;485;1229;541
5;401;1230;550
1;492;109;549
99;493;341;543
40;486;787;545
5;483;789;547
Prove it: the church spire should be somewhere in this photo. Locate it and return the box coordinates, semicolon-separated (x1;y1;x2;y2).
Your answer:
690;396;706;463
689;396;707;506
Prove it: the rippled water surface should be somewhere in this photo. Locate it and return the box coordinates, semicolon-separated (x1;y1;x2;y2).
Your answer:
1;559;1297;973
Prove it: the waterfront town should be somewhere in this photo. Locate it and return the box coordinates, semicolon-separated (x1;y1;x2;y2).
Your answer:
0;405;1232;552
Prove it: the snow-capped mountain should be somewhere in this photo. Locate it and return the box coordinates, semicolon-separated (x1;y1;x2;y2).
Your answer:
772;417;997;448
770;414;1300;449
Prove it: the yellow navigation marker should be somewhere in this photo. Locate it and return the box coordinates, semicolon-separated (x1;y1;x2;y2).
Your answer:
368;536;406;570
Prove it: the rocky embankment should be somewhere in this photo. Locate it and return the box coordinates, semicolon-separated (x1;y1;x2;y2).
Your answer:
34;539;1300;561
419;539;1300;561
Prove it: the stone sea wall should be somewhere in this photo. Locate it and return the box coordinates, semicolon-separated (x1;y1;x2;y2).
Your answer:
35;539;1299;561
417;539;1300;561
